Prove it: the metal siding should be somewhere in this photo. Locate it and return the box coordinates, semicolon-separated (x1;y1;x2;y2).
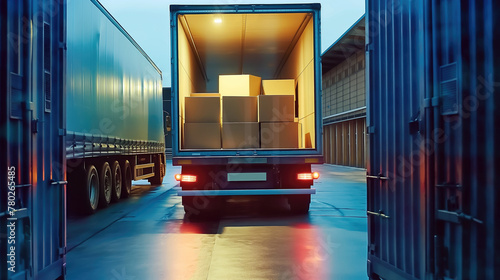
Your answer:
1;0;66;279
322;118;366;168
368;0;500;279
367;0;426;279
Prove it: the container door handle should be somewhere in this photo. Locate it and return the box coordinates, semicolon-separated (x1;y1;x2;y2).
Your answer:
366;173;389;180
51;180;68;186
436;210;483;224
367;210;390;219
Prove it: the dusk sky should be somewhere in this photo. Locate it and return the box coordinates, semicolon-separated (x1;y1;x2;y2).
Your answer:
97;0;365;86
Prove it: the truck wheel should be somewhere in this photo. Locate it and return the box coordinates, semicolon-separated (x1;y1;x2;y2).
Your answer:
288;194;311;214
82;165;100;214
111;161;122;202
121;160;132;198
98;162;112;207
148;155;165;185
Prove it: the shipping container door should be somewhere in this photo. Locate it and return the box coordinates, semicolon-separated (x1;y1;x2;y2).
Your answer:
429;1;499;279
366;0;427;279
1;1;66;279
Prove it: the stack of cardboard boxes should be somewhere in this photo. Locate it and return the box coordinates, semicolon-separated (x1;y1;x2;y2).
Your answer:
183;74;299;149
183;93;221;149
259;79;299;148
221;75;260;149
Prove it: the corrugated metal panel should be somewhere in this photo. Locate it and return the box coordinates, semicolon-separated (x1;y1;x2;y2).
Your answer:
323;118;366;168
367;0;500;279
1;0;66;279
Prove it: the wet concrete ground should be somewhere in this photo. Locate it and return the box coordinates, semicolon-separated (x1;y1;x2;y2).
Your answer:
66;162;367;280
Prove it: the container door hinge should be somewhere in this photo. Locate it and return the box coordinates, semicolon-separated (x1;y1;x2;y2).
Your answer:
24;102;35;111
424;97;440;108
59;42;67;50
369;243;376;254
365;43;373;52
367;126;375;134
59;128;67;136
59;246;67;256
436;210;483;224
32;119;39;133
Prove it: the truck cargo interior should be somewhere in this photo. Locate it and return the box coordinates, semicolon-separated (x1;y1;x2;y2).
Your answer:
176;12;317;150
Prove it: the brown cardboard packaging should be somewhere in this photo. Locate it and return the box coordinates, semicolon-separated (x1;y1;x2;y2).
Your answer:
258;95;295;122
222;96;258;122
185;96;220;123
260;122;299;149
262;79;295;96
222;122;260;149
190;93;221;97
183;123;221;149
219;75;261;96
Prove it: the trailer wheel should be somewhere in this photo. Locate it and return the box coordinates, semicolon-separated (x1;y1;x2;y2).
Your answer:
288;194;311;214
111;161;122;202
82;165;100;214
98;162;112;207
148;154;165;185
121;160;132;198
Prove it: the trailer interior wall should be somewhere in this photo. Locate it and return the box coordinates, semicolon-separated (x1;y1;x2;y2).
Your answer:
367;0;500;279
1;1;66;279
175;11;316;150
66;0;164;158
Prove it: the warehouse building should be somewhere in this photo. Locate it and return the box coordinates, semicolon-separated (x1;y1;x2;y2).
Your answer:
321;16;366;168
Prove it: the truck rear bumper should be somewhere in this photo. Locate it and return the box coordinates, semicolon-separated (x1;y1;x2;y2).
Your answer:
178;188;316;196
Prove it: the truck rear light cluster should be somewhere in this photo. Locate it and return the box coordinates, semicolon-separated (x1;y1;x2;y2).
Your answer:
174;174;197;182
297;172;320;180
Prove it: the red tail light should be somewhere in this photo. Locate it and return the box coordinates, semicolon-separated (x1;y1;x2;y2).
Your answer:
297;172;320;180
175;174;197;182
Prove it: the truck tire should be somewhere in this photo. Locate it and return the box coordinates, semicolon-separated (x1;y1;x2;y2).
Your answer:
288;194;311;215
121;160;132;198
148;154;165;185
111;161;122;202
82;165;100;214
98;162;112;207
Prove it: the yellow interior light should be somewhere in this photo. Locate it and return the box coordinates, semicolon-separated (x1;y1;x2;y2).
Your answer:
214;17;222;24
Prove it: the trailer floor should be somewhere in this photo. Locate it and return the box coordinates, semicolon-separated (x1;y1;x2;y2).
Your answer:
66;162;368;280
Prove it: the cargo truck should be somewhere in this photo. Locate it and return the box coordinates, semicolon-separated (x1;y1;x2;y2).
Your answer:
170;4;323;216
66;0;165;214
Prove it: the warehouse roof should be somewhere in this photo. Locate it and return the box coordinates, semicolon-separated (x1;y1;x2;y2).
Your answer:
321;15;365;73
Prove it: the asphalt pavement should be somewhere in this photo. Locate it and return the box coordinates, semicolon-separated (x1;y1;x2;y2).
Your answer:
66;161;367;280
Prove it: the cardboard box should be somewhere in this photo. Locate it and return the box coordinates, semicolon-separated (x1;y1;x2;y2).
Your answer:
219;74;261;96
222;122;259;149
260;122;299;149
190;93;220;97
262;79;295;96
258;95;295;122
183;123;221;149
222;96;257;122
185;96;220;123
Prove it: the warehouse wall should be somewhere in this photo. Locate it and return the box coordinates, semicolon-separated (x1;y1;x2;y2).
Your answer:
323;118;366;168
322;51;365;117
322;49;366;168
